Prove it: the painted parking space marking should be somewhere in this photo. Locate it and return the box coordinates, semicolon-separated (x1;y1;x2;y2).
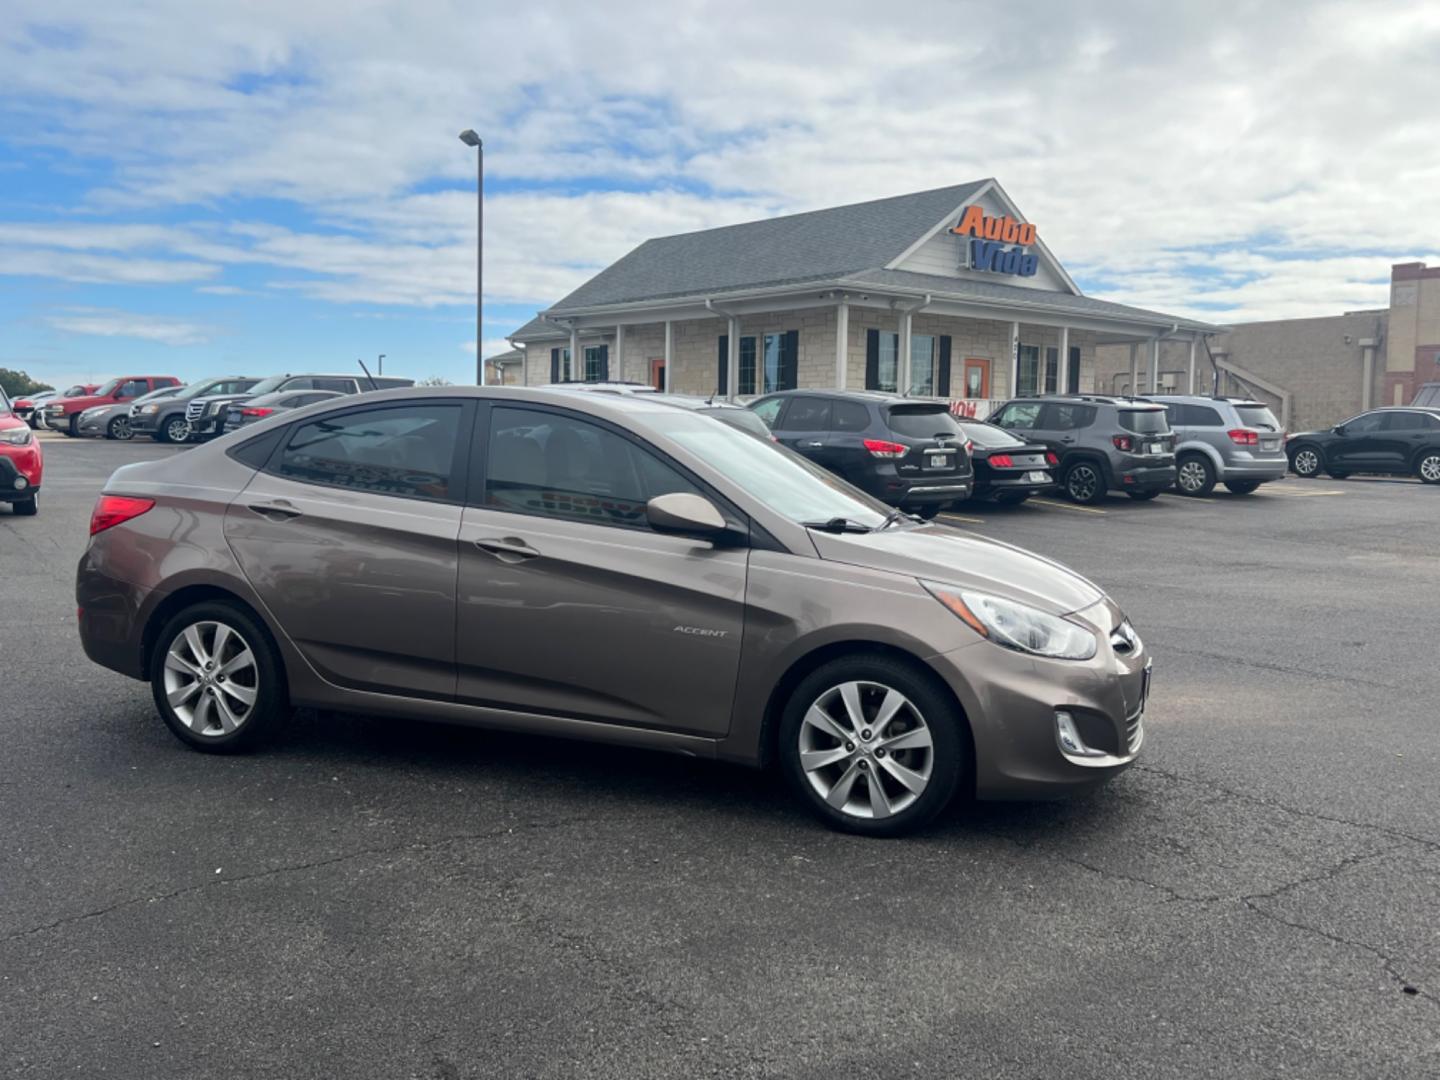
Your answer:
1158;493;1212;505
938;512;986;525
1262;487;1345;497
1030;498;1107;515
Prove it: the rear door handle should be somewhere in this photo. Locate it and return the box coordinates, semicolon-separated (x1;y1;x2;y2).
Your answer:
474;536;540;562
802;440;824;448
248;500;302;520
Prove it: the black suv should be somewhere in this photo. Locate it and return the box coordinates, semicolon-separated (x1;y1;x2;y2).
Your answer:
1287;407;1440;483
130;376;261;443
988;395;1176;504
748;390;972;517
184;373;415;440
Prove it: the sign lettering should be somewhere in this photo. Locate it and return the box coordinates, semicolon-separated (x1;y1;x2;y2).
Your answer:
951;207;1039;278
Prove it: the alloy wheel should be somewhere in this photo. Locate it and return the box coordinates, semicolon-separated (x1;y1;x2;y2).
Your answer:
1066;465;1099;502
1421;454;1440;483
110;416;132;440
166;418;191;443
798;680;934;820
162;621;259;736
1292;448;1319;476
1177;460;1208;493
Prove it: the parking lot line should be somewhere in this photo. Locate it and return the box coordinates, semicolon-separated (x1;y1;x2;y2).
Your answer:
1264;488;1345;497
1030;498;1107;515
938;512;986;525
1159;493;1211;505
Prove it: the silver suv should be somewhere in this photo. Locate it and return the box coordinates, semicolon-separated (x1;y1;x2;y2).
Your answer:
1143;395;1287;496
989;395;1176;504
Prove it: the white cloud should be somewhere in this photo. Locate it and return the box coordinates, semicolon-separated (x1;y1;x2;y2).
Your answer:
44;308;215;346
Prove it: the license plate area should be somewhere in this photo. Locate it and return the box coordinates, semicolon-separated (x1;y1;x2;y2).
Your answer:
1147;442;1164;455
925;452;954;471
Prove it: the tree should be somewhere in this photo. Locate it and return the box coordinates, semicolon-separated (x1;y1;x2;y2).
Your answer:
417;375;453;386
0;368;53;397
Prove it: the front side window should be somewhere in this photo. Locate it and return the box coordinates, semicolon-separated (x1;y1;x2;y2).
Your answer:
751;397;784;427
777;396;831;432
484;406;698;530
996;402;1042;429
1016;346;1040;397
274;404;460;501
1341;412;1384;434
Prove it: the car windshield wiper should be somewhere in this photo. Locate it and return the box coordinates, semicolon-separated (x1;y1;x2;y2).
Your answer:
800;517;872;534
877;507;917;530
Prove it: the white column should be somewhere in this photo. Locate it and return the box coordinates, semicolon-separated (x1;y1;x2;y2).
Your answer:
727;316;740;400
835;300;849;389
1057;326;1070;394
1150;337;1161;393
569;326;579;383
1009;321;1020;397
663;320;673;393
1187;339;1196;394
615;323;625;383
1359;337;1377;410
1128;342;1139;395
898;310;913;395
521;344;529;386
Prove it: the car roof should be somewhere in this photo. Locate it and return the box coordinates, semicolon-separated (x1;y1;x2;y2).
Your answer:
1142;394;1267;407
1008;393;1166;409
757;388;954;406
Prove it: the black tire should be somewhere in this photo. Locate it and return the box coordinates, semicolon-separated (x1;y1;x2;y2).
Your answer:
1416;451;1440;484
65;415;80;438
1062;461;1106;505
107;416;133;440
1174;453;1216;496
1288;445;1322;477
1326;469;1349;480
914;504;942;521
778;654;966;837
156;416;190;444
994;492;1030;505
1224;480;1261;494
149;601;287;754
11;493;37;516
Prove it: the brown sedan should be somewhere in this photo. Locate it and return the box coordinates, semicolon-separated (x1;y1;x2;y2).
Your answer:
76;387;1149;836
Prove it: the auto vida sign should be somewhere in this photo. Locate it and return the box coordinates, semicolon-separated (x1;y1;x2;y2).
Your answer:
950;206;1040;278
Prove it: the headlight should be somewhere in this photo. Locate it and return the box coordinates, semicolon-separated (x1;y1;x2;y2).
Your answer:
0;426;33;446
922;581;1097;660
137;404;160;414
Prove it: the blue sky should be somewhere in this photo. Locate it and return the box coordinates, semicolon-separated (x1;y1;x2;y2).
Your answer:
3;0;1439;390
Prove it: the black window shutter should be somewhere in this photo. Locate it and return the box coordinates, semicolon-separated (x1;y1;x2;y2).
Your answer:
598;344;609;382
717;335;729;395
1068;346;1081;394
550;348;559;383
937;336;952;397
782;330;799;390
865;328;879;390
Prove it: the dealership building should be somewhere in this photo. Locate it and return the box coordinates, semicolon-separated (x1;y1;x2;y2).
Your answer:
506;180;1220;414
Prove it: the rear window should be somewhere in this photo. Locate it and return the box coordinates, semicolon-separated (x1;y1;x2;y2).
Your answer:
885;405;963;438
958;421;1024;448
1118;408;1170;434
1233;404;1281;431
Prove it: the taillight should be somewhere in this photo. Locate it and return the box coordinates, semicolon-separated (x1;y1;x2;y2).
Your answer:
989;454;1014;468
240;407;274;418
1045;451;1059;466
1227;428;1259;445
1112;435;1134;452
863;439;908;459
90;495;155;536
963;439;974;454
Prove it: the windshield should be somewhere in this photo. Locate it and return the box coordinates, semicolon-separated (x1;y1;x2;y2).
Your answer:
646;411;888;528
1118;408;1170;434
63;385;89;397
0;388;12;414
134;386;175;404
94;378;121;397
1234;404;1281;431
884;404;964;438
958;420;1025;448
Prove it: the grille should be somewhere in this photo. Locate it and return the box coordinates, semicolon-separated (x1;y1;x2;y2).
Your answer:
185;400;206;422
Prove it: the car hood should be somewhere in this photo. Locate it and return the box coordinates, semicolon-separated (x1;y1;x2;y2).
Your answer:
809;524;1106;616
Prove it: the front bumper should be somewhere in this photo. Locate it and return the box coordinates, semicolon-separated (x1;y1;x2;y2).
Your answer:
0;448;42;501
928;601;1148;799
77;414;110;436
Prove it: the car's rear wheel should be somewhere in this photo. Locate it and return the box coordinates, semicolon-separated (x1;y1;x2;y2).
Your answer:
1289;446;1321;477
994;491;1030;505
1175;453;1216;496
779;656;965;837
1062;461;1105;505
11;493;37;516
150;602;286;753
107;415;132;440
1417;452;1440;484
157;416;191;444
1225;480;1261;494
1326;468;1349;480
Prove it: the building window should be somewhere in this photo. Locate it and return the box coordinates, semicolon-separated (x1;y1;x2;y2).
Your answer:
876;332;899;392
1044;347;1059;394
1016;345;1040;396
738;336;757;395
911;334;936;396
550;347;572;382
736;331;797;396
583;346;605;382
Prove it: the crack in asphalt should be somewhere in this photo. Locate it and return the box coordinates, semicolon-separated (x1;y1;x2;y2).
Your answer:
0;814;591;945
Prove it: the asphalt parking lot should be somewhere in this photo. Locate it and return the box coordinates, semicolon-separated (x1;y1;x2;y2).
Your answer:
3;434;1438;1079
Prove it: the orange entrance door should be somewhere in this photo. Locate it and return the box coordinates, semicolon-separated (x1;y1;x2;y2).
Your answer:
962;358;991;398
650;356;666;391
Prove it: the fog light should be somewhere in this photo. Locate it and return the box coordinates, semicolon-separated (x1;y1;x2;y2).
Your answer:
13;477;27;490
1055;711;1090;756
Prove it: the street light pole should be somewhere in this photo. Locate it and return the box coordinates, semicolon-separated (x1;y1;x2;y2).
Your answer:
377;353;385;376
459;129;483;386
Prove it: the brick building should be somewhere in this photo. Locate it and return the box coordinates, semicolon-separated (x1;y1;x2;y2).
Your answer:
1093;262;1440;433
505;180;1217;416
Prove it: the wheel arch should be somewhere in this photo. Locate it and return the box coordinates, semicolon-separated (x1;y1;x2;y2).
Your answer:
1175;441;1224;473
141;583;287;692
1409;444;1440;470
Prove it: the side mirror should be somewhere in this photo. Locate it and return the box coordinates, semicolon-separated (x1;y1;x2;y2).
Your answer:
646;492;728;539
1332;424;1345;436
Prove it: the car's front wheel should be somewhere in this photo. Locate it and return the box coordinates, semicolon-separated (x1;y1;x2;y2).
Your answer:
1290;445;1322;477
65;415;81;437
1417;451;1440;485
150;602;286;753
779;655;965;837
1062;461;1106;505
157;416;191;444
107;415;133;440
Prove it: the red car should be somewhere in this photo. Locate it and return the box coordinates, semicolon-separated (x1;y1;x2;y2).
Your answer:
14;384;99;428
1;388;43;515
43;375;180;437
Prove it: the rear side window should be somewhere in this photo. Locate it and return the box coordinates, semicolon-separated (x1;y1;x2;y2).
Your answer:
1189;404;1224;426
1040;403;1095;431
1118;409;1170;434
885;405;962;438
273;404;461;501
777;396;831;431
831;400;871;432
1233;404;1280;431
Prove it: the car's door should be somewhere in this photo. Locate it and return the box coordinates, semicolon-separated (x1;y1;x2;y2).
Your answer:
455;402;747;736
771;395;833;464
1329;411;1386;470
224;399;471;699
1038;402;1095;452
1378;411;1429;471
825;398;875;483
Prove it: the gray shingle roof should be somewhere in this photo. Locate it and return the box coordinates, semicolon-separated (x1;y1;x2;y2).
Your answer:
547;181;991;312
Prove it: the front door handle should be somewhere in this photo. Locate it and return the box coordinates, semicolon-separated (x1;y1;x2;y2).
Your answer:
802;440;824;448
1060;436;1076;443
248;500;302;520
474;536;540;562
